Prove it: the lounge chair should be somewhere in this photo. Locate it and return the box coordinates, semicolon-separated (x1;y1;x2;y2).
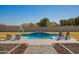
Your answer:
14;34;21;40
65;32;70;40
6;34;12;40
56;32;64;40
57;32;62;40
10;34;21;41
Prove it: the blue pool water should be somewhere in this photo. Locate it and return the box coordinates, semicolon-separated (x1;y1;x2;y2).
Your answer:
21;32;59;39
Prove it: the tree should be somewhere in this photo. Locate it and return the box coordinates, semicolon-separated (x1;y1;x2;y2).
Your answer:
67;18;75;25
74;16;79;26
60;19;68;26
37;18;50;27
60;20;64;26
60;17;79;26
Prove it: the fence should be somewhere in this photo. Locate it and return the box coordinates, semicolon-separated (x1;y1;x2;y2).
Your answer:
0;26;79;32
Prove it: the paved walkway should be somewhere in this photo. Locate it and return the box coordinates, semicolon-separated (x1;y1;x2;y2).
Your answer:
23;45;57;54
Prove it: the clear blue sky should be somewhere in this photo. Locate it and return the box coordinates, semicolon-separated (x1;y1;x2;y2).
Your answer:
0;5;79;25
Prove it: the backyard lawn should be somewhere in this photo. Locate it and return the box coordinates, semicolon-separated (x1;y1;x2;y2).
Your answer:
70;32;79;40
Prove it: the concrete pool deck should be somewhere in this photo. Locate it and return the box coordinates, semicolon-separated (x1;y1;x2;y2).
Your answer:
0;37;79;45
23;45;57;54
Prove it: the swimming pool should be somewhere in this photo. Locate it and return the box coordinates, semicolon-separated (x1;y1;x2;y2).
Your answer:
21;32;59;39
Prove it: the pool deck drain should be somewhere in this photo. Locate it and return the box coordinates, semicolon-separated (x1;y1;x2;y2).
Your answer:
23;45;57;54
